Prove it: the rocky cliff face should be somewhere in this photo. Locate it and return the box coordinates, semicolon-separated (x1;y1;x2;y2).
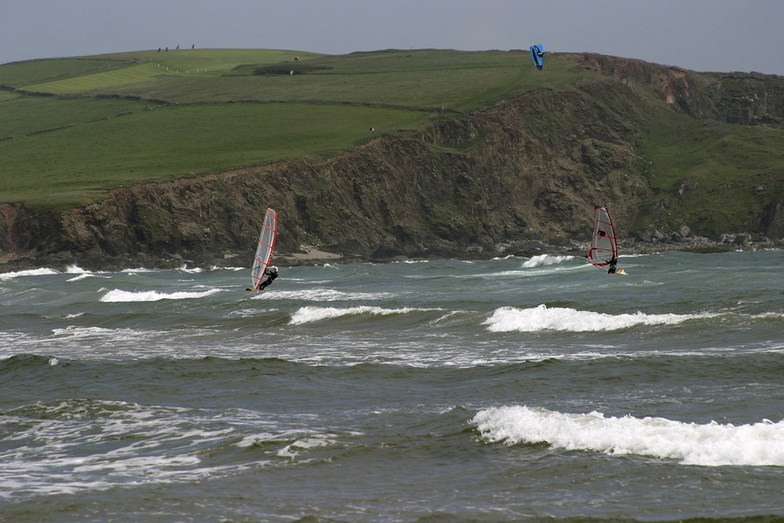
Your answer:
2;56;782;270
578;53;784;125
1;85;654;269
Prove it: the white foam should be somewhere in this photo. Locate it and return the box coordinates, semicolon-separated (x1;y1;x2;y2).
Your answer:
0;268;59;280
484;304;712;332
277;436;334;459
289;305;438;325
66;268;111;282
100;289;221;302
0;400;247;499
473;406;784;467
522;254;574;268
261;289;392;302
51;326;143;340
177;265;203;274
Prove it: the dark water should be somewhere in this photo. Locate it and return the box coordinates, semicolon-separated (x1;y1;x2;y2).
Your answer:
1;250;783;521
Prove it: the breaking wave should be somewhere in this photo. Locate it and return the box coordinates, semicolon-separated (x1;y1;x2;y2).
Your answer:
289;305;439;325
100;289;222;302
0;268;59;281
473;406;784;467
521;254;574;268
484;304;712;332
262;289;392;301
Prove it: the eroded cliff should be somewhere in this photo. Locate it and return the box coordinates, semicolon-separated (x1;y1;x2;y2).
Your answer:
2;55;783;270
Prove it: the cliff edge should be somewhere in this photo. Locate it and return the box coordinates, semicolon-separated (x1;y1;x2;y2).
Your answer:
2;53;783;269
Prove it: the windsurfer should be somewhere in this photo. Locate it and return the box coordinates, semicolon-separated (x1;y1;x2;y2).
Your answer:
607;257;618;274
258;266;278;290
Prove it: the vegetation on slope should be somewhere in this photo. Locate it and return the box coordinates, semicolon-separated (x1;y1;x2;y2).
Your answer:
1;48;580;211
1;47;783;245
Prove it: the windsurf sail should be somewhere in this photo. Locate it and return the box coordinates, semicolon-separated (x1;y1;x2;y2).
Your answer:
250;208;278;291
529;44;544;70
587;205;618;271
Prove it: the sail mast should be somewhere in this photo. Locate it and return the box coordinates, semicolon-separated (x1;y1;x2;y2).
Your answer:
250;208;278;290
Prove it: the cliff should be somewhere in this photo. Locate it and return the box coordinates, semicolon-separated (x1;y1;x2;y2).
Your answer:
2;53;783;270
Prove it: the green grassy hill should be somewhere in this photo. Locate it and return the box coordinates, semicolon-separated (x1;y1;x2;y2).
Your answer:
1;48;783;242
1;48;573;210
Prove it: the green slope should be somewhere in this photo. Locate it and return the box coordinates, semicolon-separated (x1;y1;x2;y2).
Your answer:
1;48;570;211
637;106;784;235
1;102;427;210
1;47;783;240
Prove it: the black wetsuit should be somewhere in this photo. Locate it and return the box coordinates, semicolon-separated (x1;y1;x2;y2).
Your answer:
259;271;277;290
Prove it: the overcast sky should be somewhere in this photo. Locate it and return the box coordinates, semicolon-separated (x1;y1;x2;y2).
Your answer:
2;0;783;76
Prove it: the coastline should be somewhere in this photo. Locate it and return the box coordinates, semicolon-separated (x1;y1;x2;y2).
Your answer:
1;234;781;273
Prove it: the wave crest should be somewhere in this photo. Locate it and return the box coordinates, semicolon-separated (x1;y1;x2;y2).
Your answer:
289;305;437;325
100;289;221;302
484;304;708;332
473;406;784;466
522;254;573;268
0;268;59;281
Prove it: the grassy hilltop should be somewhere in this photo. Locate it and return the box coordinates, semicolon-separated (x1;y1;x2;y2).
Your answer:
1;48;783;265
1;48;580;210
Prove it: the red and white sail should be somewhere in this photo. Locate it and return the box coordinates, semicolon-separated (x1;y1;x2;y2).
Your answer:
250;208;278;291
587;206;618;269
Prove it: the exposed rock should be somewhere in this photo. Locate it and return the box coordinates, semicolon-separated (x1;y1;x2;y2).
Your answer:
2;55;784;270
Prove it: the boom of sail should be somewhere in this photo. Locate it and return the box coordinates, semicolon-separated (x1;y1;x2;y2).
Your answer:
250;208;278;291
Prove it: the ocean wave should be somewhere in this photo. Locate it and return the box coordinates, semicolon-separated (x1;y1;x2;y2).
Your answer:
177;265;204;274
260;289;393;302
289;305;440;325
51;326;146;341
0;399;245;499
100;289;222;302
521;254;574;268
0;268;59;281
64;265;111;282
473;406;784;467
484;304;711;332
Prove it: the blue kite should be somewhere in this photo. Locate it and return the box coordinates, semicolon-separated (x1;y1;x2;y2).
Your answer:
529;44;544;70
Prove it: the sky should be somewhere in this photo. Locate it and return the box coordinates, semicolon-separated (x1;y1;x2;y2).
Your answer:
2;0;783;76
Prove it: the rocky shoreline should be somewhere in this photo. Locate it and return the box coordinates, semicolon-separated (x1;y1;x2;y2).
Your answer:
1;233;780;274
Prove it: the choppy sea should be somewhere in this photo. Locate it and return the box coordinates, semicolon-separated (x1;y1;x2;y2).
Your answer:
1;249;783;522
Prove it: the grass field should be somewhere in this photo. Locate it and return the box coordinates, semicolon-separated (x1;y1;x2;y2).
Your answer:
0;95;156;139
637;105;784;234
2;47;783;230
1;48;571;211
17;48;580;109
1;102;428;210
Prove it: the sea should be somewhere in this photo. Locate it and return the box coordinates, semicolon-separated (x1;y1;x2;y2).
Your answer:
1;249;783;522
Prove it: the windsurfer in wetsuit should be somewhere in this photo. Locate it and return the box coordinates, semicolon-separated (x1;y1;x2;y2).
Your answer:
258;266;278;290
607;257;618;274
